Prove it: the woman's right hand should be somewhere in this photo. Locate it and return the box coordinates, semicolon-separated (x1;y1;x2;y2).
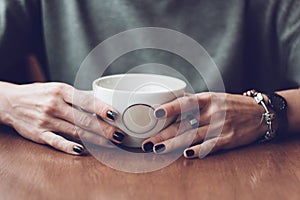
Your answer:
0;82;126;155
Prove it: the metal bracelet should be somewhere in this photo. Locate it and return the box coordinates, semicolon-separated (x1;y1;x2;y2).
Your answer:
243;90;277;141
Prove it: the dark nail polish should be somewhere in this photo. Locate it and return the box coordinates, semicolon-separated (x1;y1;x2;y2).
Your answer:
113;132;125;142
73;145;83;154
107;110;118;121
185;149;195;157
143;142;154;152
155;109;166;118
154;144;165;153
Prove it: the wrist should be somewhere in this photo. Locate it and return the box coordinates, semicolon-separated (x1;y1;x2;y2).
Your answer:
0;82;18;125
243;90;277;141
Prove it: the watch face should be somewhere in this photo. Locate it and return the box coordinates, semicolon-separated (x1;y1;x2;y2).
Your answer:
269;93;287;112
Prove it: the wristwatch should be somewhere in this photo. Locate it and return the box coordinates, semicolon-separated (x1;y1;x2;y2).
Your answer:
267;93;288;134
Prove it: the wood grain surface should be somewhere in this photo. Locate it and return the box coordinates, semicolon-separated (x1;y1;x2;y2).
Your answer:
0;125;299;200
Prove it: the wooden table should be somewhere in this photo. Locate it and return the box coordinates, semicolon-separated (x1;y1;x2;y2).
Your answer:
0;125;299;200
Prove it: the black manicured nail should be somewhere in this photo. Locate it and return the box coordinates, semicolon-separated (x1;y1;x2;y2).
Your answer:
73;145;83;154
113;132;125;142
154;144;166;153
107;110;118;121
155;109;166;118
143;142;154;152
185;149;195;157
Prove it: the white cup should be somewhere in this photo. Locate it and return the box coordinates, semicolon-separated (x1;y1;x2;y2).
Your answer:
93;73;186;147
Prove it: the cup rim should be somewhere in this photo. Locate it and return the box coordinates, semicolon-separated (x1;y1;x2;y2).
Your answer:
93;73;187;94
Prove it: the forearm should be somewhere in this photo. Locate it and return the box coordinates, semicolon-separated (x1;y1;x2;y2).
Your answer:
277;89;300;133
0;81;16;125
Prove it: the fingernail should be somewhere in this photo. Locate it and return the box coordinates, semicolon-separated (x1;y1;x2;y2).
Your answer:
154;144;165;153
155;109;166;118
185;149;195;157
143;142;154;152
113;132;125;142
107;110;118;121
73;145;83;154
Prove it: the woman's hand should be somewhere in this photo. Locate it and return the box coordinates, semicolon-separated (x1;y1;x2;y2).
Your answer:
0;82;126;155
142;92;267;158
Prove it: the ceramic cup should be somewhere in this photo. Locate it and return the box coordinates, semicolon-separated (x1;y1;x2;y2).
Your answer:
93;73;186;147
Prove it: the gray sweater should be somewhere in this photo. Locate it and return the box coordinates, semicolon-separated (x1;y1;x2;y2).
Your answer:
0;0;299;93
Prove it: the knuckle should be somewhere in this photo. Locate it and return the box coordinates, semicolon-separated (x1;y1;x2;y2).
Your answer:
47;83;70;97
104;125;116;138
48;137;58;146
207;103;224;118
76;127;86;138
36;115;49;127
59;107;71;118
221;133;235;148
35;133;47;144
154;131;169;142
180;119;191;133
202;92;214;101
206;106;215;117
76;112;88;125
220;136;230;146
50;137;63;148
96;123;118;139
43;99;58;114
209;93;221;106
56;82;69;91
168;103;178;113
92;98;102;109
80;115;93;128
195;128;204;140
48;84;63;96
81;98;91;108
153;134;165;143
36;137;46;144
185;96;198;108
69;126;80;139
213;109;227;121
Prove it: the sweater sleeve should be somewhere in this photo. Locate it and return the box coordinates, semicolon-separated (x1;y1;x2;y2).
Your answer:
277;0;300;87
0;0;43;83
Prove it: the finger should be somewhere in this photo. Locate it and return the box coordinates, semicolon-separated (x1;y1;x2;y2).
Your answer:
51;119;115;148
73;108;126;144
15;109;82;142
183;137;223;159
56;105;126;143
39;131;85;155
43;118;80;140
18;104;110;145
152;125;209;154
142;115;200;152
154;93;211;119
78;130;115;148
62;86;119;122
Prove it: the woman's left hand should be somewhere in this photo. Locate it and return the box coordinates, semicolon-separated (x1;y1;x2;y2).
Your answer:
142;92;268;158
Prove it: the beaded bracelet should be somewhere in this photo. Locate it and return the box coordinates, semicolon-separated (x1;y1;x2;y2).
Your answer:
243;90;277;141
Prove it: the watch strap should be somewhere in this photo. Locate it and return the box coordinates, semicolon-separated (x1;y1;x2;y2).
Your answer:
267;93;288;134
